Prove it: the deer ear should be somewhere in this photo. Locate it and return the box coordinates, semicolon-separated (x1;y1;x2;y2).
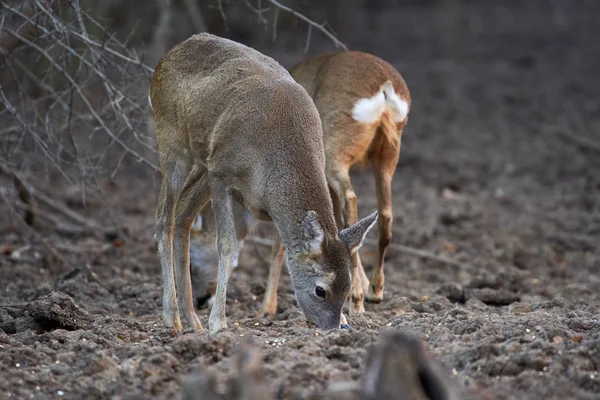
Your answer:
299;211;325;255
191;214;203;232
340;211;378;254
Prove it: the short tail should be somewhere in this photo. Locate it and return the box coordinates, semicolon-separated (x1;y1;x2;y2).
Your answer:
380;80;408;149
351;80;409;149
379;107;399;149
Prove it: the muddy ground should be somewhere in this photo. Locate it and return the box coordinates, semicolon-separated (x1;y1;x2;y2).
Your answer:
1;1;599;399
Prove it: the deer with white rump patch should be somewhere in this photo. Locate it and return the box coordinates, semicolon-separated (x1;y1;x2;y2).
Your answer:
290;51;410;313
150;33;377;333
189;51;410;317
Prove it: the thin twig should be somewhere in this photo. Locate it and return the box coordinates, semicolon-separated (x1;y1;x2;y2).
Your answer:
183;0;207;32
244;236;476;271
0;163;35;225
545;123;600;152
26;185;117;235
1;26;159;171
304;24;312;54
0;186;68;270
217;0;228;31
272;7;279;42
264;0;348;50
241;0;269;24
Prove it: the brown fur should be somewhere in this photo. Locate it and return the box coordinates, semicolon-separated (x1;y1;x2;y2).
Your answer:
288;51;411;311
188;50;410;319
150;34;377;333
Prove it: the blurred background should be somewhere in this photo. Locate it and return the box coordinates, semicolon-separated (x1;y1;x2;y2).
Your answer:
1;0;598;188
1;2;599;399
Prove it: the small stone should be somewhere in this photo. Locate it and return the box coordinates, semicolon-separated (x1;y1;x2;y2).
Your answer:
552;336;563;343
348;355;360;369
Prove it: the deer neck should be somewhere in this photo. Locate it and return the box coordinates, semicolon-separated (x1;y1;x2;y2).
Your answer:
268;179;337;253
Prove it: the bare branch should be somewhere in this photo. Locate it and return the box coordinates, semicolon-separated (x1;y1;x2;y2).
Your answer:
304;24;312;54
0;181;68;269
272;7;279;42
264;0;348;51
26;184;117;236
553;126;600;152
245;236;476;271
183;0;207;32
217;0;228;31
0;163;36;225
241;0;269;25
0;25;159;171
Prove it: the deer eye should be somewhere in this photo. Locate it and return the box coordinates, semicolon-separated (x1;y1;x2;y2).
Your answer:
315;286;327;299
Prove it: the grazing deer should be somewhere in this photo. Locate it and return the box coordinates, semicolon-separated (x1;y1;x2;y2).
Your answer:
290;51;410;313
189;51;410;317
150;33;377;333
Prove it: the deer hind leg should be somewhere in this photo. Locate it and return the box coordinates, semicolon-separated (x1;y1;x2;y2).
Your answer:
172;166;211;331
328;168;368;315
189;201;250;307
329;183;344;229
208;179;238;334
257;233;284;317
366;142;400;303
156;156;191;332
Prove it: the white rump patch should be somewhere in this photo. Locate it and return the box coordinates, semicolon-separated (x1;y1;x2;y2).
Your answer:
381;81;409;122
352;80;409;124
147;94;153;110
352;90;386;123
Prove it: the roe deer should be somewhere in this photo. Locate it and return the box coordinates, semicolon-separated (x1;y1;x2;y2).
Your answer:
188;51;410;318
150;33;377;333
290;51;410;313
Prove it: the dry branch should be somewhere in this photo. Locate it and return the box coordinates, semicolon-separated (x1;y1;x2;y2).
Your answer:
2;25;159;170
25;185;116;236
0;0;70;55
238;0;348;52
183;0;207;32
0;186;68;269
245;236;476;271
0;163;35;225
0;0;159;188
264;0;348;52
